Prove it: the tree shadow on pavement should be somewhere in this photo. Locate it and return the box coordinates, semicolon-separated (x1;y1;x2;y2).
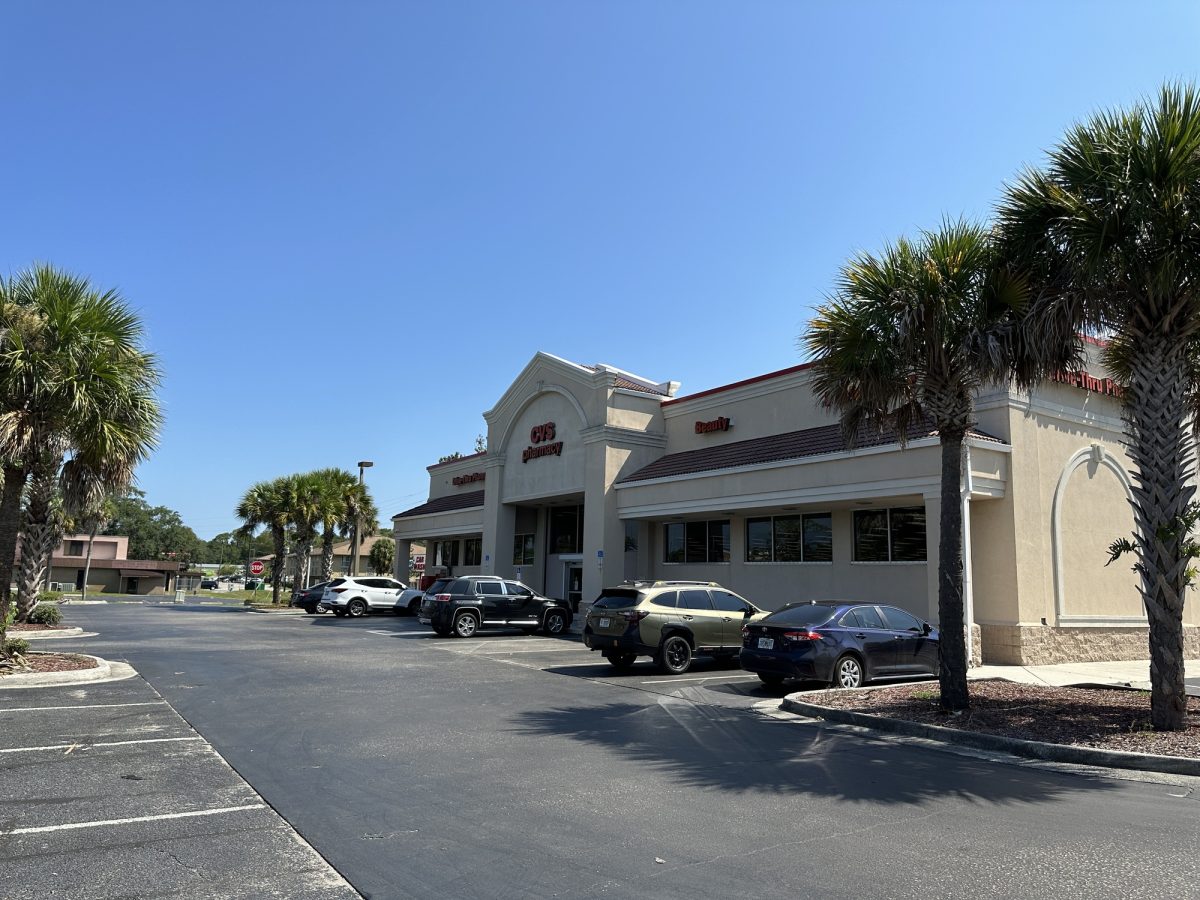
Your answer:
510;699;1120;807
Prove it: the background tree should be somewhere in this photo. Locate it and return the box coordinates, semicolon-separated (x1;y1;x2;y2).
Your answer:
103;489;205;563
997;84;1200;730
75;493;118;602
805;220;1023;711
369;535;395;576
287;471;326;591
236;477;295;605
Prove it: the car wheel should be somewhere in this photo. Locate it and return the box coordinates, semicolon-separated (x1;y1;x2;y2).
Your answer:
452;611;478;638
347;599;368;618
304;606;319;615
408;599;421;615
333;609;347;618
833;654;864;689
604;652;637;671
656;635;693;675
543;609;568;635
433;625;451;637
757;672;786;687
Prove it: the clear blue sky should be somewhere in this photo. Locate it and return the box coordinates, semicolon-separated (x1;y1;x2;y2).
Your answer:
3;2;1198;539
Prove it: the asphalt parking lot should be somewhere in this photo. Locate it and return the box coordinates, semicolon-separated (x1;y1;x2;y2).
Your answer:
0;671;358;900
10;602;1200;900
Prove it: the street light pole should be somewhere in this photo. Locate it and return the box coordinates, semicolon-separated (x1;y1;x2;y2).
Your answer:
352;460;374;577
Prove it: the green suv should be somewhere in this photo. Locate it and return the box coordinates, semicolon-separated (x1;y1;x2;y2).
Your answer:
582;580;766;675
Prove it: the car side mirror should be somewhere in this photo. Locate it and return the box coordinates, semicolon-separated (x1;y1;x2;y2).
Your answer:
922;622;932;635
743;607;755;616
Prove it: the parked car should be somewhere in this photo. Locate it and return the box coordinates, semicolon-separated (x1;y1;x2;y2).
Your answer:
418;575;571;637
396;586;426;615
582;580;766;675
321;577;411;617
291;581;331;614
199;578;219;590
739;600;940;688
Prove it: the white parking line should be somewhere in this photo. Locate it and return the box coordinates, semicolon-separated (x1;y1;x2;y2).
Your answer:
457;647;582;655
0;701;166;714
0;736;204;754
0;803;267;835
639;674;761;684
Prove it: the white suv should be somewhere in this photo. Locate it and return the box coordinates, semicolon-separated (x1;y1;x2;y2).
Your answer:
322;577;409;617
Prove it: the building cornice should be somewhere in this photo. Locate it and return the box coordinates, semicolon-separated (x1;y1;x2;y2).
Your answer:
579;424;668;448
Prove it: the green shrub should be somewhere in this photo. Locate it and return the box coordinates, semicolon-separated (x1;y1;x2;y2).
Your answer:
2;637;30;659
28;603;63;626
38;590;64;604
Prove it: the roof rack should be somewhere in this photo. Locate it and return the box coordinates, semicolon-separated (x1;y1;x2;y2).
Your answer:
620;579;720;588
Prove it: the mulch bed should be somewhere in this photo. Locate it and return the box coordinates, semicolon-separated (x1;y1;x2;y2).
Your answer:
805;679;1200;759
9;623;69;632
0;653;99;675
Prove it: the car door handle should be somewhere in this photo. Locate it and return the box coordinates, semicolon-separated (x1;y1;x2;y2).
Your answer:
854;633;867;639
682;615;694;620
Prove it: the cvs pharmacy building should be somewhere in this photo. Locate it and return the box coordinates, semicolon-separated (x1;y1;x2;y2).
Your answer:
392;350;1200;665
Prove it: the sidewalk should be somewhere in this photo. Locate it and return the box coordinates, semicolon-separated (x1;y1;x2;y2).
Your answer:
971;658;1200;696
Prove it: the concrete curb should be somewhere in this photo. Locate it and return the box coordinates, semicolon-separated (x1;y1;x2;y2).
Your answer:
244;607;308;615
0;652;114;689
13;626;86;640
780;694;1200;777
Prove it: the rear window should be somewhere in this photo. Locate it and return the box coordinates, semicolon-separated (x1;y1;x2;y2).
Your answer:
448;579;473;595
424;578;451;595
763;604;839;627
593;590;640;610
328;579;346;588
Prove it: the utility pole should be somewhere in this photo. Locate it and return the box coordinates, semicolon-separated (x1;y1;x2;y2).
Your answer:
351;460;373;577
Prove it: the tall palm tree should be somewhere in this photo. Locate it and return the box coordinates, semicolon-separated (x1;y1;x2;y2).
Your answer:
310;468;377;582
805;220;1024;711
997;84;1200;731
288;471;327;592
76;493;118;603
0;265;161;642
236;477;295;605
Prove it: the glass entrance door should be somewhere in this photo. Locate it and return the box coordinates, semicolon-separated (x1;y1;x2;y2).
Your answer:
566;565;583;612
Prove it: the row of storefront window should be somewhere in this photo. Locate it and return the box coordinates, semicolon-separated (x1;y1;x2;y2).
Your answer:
663;507;927;564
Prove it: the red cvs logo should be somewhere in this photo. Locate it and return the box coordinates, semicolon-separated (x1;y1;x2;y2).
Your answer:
530;422;556;444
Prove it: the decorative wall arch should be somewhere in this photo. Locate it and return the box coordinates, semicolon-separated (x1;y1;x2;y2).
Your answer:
1051;443;1142;625
496;384;589;454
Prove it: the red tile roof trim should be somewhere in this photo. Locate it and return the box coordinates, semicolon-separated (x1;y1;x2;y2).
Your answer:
617;420;1005;484
612;375;668;396
662;362;815;407
395;490;486;519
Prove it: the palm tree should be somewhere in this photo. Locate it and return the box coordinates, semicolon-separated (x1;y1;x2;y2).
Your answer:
804;220;1024;712
76;493;118;603
0;265;161;642
236;477;295;605
997;84;1200;731
288;471;327;592
311;468;376;582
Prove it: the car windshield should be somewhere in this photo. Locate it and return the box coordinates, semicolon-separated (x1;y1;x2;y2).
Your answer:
592;590;639;610
762;604;839;627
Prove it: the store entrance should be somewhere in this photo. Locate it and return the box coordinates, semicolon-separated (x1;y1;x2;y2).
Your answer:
565;564;583;613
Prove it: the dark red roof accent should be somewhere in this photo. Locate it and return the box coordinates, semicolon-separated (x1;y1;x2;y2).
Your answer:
428;451;487;470
395;490;485;519
617;421;1005;484
662;362;815;407
49;558;176;572
612;375;667;396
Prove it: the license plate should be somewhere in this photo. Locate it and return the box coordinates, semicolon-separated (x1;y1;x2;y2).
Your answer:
599;617;610;628
757;637;774;650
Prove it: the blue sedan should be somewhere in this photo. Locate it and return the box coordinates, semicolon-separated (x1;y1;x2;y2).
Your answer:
740;600;939;688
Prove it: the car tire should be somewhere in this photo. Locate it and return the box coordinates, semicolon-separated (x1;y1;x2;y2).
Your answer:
408;599;421;616
656;635;693;675
333;609;347;618
757;672;786;687
433;625;451;637
832;654;864;689
604;652;637;671
452;611;478;638
304;606;319;615
542;609;568;635
347;598;368;618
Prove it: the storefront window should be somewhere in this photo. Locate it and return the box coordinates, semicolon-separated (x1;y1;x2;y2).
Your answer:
513;533;535;566
464;538;482;566
853;507;926;562
745;518;772;562
434;540;459;568
624;521;638;552
549;506;582;554
746;513;832;562
665;520;728;563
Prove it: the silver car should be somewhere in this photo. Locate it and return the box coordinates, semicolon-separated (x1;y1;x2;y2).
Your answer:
321;576;409;618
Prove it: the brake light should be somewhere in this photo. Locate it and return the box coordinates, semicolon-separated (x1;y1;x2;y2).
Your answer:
435;593;452;602
783;630;822;641
621;610;650;622
333;588;348;594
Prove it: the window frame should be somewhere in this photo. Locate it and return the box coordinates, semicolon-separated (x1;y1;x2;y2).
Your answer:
662;520;730;564
852;506;927;563
744;512;834;564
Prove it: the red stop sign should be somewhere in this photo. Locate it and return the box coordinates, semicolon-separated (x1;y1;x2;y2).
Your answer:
249;560;265;576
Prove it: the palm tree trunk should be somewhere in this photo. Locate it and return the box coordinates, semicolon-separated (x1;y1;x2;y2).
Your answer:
321;528;335;583
81;520;98;602
1125;344;1192;731
936;429;970;712
16;468;58;621
294;536;313;591
271;526;285;605
0;464;27;610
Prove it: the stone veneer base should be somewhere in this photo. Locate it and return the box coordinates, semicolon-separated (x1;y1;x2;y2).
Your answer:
979;623;1200;666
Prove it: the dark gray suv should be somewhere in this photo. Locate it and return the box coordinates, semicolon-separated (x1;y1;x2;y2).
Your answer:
418;575;572;638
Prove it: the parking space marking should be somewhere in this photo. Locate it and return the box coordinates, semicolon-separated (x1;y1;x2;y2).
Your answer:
639;674;761;684
0;803;267;836
0;701;167;714
0;735;204;754
461;646;582;655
